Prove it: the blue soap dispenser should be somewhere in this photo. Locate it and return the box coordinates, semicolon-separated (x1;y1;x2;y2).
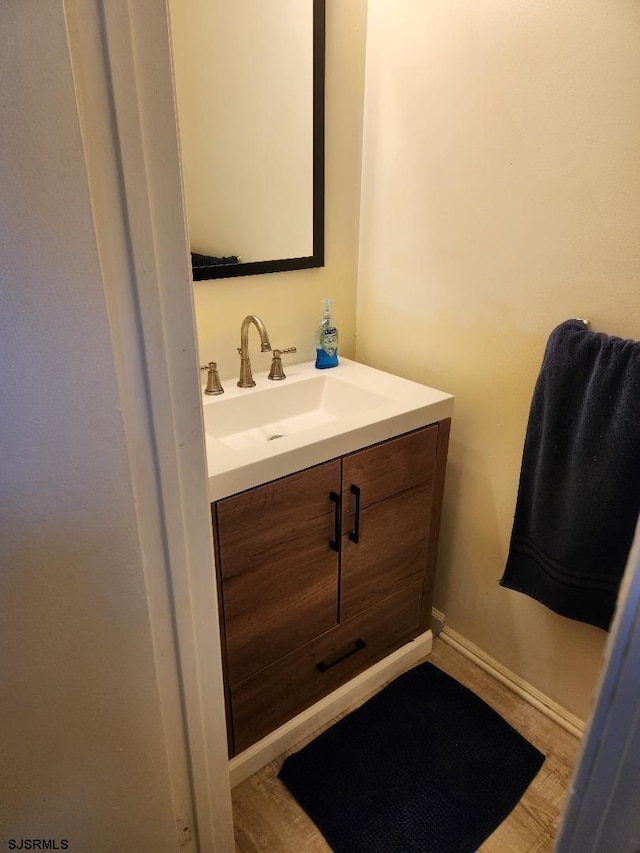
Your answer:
315;298;339;369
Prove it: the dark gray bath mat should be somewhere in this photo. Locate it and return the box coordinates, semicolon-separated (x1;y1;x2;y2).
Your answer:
278;661;544;853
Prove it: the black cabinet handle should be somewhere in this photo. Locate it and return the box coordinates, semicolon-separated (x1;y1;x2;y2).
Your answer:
316;639;367;673
349;484;361;544
329;491;341;552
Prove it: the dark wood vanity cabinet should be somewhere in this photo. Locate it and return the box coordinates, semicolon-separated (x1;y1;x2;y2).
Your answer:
212;419;450;756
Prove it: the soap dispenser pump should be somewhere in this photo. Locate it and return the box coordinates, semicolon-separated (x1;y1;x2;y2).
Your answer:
315;298;339;369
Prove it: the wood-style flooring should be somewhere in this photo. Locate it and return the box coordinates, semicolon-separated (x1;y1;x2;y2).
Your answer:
232;636;582;852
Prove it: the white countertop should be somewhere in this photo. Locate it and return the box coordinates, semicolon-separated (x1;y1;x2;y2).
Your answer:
202;357;454;502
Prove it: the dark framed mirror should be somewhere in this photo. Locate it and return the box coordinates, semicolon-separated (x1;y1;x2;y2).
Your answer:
186;0;325;281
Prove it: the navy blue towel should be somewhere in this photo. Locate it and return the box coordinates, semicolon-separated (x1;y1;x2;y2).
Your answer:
500;319;640;630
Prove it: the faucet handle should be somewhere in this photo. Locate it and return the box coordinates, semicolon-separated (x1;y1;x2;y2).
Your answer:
268;347;297;381
200;362;224;396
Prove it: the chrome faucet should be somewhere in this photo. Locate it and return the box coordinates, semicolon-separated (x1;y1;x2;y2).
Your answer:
238;315;272;387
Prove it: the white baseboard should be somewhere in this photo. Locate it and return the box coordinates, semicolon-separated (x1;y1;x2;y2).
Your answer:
229;630;433;787
439;626;585;739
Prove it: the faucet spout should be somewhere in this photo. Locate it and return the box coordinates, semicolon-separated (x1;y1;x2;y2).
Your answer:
238;315;272;388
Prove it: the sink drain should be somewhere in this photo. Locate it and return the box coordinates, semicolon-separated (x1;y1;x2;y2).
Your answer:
267;433;284;441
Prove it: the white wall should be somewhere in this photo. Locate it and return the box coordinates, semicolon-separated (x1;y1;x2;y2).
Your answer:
357;0;640;719
0;3;184;848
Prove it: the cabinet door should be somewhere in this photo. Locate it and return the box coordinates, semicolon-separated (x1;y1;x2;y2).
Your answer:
215;460;341;685
340;426;438;621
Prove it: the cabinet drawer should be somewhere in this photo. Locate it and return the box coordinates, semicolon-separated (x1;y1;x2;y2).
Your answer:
230;580;424;755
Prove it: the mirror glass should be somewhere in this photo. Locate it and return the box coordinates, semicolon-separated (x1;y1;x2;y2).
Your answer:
171;0;325;280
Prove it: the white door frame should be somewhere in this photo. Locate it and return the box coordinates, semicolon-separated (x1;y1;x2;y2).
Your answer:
555;521;640;852
64;1;234;850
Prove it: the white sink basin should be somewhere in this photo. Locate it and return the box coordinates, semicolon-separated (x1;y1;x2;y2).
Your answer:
203;358;453;501
205;373;391;450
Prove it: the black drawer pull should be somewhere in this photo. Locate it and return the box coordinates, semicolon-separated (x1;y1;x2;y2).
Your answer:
316;638;367;673
349;483;361;543
329;491;341;552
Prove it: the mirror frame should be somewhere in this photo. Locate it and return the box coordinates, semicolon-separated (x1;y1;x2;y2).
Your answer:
191;0;325;281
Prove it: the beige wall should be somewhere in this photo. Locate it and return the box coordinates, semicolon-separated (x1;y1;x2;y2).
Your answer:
357;0;640;719
181;0;368;380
